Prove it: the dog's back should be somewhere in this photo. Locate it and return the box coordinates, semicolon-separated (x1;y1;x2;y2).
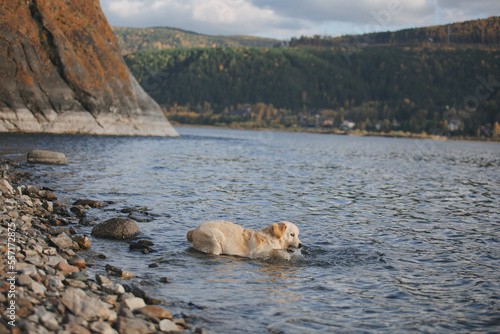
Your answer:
187;220;301;259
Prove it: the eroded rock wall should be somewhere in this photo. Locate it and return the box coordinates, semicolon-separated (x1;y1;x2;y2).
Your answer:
0;0;178;136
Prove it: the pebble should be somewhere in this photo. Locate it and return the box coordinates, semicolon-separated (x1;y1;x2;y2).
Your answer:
68;271;88;281
38;307;60;331
68;256;87;268
159;319;179;332
74;199;103;208
61;288;111;321
0;160;208;334
117;316;155;334
96;274;112;285
102;283;125;295
72;235;91;249
71;205;86;217
65;279;87;289
137;305;173;320
55;261;80;274
64;322;92;334
121;297;146;311
30;281;47;295
47;277;64;291
105;264;135;278
50;232;76;249
89;321;117;334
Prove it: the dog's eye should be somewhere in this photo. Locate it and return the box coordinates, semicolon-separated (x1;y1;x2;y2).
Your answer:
290;233;295;237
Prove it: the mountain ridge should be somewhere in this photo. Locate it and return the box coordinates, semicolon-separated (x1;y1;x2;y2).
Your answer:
289;16;500;49
112;26;280;54
114;16;500;54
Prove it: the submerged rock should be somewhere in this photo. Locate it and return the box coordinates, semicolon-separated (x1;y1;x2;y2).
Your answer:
27;150;67;165
91;217;140;239
72;235;91;249
74;199;103;208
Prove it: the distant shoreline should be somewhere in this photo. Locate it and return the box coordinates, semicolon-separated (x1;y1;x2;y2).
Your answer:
173;124;500;143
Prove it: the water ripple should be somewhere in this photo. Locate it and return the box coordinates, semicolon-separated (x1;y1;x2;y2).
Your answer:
1;129;499;333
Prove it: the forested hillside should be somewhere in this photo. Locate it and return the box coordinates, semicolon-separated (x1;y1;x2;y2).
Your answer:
125;46;500;137
290;17;500;49
121;17;500;139
112;26;279;54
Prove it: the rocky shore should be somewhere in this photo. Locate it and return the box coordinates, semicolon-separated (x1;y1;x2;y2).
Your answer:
0;159;206;334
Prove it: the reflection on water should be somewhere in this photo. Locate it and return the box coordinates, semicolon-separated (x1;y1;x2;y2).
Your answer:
1;128;499;333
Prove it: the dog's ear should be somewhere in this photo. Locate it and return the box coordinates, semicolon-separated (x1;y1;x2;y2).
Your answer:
272;222;287;239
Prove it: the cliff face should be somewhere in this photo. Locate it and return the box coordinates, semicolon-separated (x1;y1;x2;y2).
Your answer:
0;0;178;137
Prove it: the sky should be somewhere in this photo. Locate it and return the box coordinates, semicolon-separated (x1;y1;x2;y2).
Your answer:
100;0;500;40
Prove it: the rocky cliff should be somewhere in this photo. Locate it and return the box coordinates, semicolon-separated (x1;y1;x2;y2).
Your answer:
0;0;178;137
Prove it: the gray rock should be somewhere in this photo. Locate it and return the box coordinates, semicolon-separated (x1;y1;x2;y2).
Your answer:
128;212;153;223
71;235;91;249
25;254;42;266
159;319;179;332
60;288;110;321
23;185;40;195
64;322;91;334
89;321;117;334
49;232;75;249
0;179;14;195
30;281;47;295
37;308;60;331
120;297;146;311
65;279;87;289
74;199;102;208
117;316;155;334
18;273;34;286
96;274;112;285
42;200;54;212
47;277;64;291
91;217;140;239
27;150;67;165
71;205;86;217
102;283;125;295
68;271;88;282
118;308;135;319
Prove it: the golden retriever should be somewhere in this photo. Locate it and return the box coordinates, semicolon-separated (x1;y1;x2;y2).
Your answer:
187;220;302;260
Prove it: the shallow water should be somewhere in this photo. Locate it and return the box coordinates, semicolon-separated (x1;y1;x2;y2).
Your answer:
2;128;500;333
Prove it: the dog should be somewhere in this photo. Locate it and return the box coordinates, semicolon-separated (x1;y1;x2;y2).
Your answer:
187;220;302;260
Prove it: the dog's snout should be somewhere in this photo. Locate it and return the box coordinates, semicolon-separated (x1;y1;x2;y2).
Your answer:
298;243;303;249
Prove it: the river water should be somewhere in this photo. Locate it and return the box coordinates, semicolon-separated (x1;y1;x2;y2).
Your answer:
1;127;500;333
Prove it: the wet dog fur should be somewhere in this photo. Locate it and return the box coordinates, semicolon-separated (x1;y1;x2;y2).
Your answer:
187;220;302;260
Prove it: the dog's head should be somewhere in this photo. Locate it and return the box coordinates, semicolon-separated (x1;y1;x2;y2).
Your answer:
269;221;302;250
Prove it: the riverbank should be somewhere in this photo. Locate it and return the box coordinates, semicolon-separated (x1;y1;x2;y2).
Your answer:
0;159;207;333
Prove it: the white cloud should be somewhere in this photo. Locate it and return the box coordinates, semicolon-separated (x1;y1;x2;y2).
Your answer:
108;0;146;18
100;0;500;39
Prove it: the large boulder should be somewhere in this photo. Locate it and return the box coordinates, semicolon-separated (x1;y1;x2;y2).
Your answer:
0;0;178;137
91;217;140;240
27;150;67;164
